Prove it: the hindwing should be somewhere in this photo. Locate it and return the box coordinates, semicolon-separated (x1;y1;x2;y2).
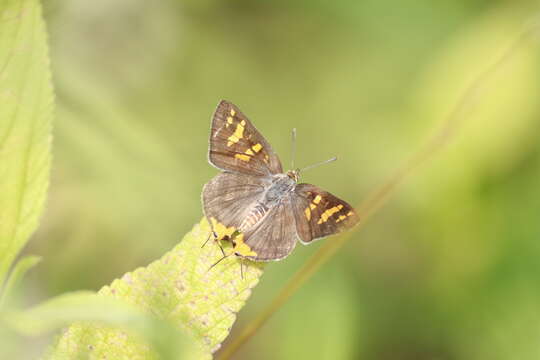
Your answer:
292;184;359;244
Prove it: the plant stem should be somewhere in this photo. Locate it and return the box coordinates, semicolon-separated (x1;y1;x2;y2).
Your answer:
217;27;533;360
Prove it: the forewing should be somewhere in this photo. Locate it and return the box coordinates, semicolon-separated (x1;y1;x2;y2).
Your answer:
292;184;359;243
202;172;270;232
209;100;283;176
240;197;298;261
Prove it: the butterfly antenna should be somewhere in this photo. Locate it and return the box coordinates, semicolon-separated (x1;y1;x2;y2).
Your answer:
291;128;297;170
300;156;337;172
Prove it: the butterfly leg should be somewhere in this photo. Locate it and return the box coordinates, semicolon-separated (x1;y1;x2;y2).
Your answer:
202;229;227;258
216;235;227;257
239;258;244;280
206;233;234;273
207;252;231;272
201;230;215;248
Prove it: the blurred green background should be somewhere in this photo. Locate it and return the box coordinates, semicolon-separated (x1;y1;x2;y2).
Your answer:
22;0;540;359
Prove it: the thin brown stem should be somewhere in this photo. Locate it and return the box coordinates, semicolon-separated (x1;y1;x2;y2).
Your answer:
217;27;534;360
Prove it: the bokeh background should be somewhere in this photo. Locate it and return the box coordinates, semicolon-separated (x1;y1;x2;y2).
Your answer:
22;0;540;359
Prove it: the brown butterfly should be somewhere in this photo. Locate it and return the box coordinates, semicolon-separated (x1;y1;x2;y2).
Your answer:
202;100;358;261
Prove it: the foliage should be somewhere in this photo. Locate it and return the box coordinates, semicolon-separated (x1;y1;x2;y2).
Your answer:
47;219;263;359
0;0;53;292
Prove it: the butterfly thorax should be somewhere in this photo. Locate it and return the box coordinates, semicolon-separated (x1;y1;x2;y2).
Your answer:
238;173;297;232
264;173;296;203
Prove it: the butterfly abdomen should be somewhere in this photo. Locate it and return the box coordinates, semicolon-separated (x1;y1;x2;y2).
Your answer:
239;203;269;232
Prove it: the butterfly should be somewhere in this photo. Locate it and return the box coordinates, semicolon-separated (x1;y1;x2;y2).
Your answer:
202;100;359;262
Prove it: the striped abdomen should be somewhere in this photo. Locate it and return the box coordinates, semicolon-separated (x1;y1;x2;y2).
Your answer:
239;203;268;232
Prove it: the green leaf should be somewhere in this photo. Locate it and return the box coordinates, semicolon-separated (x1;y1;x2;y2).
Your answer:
0;0;54;287
1;291;202;360
48;218;264;359
0;255;40;309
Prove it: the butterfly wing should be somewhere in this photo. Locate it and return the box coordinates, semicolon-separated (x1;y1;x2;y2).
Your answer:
291;184;359;244
202;172;271;234
239;196;298;261
209;100;283;176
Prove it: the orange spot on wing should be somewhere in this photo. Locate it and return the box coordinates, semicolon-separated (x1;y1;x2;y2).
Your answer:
227;122;245;147
252;143;263;153
235;154;251;162
304;207;311;221
317;206;342;224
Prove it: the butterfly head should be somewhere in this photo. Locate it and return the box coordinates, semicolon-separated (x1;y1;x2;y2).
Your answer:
286;169;300;182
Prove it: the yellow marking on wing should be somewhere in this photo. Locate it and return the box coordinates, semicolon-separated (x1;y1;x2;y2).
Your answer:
313;195;322;204
230;109;236;116
317;206;342;224
227;122;245;147
233;233;257;257
245;149;254;155
226;116;233;124
252;143;263;153
235;154;251;162
310;203;316;210
304;207;311;221
336;215;347;223
347;211;354;216
210;217;236;240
